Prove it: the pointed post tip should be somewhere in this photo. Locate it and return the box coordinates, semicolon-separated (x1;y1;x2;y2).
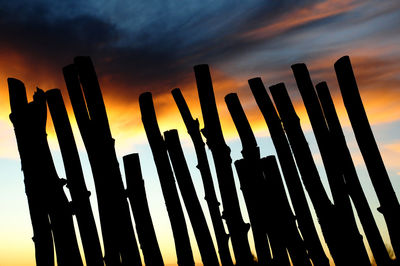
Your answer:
291;63;310;76
193;65;211;82
315;81;328;89
139;92;158;124
73;57;96;76
7;77;24;85
171;88;180;94
164;129;178;138
33;88;46;103
248;77;264;89
8;78;28;114
45;88;61;94
123;153;139;163
45;89;63;101
62;64;76;74
224;92;237;101
334;55;351;67
139;91;152;103
7;78;26;98
291;63;306;69
35;87;45;93
248;77;262;83
269;82;285;91
194;64;209;70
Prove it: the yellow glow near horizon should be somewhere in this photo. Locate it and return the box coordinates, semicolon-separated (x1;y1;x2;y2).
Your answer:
1;42;400;265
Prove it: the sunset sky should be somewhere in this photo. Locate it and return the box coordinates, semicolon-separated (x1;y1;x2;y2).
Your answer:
1;0;400;265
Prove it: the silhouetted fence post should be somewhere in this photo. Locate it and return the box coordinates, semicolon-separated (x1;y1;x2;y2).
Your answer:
194;64;254;265
234;159;282;265
139;92;195;266
26;89;84;266
164;129;220;266
46;88;104;266
63;57;141;266
260;156;311;266
249;78;329;266
291;64;369;265
225;93;272;265
335;55;400;258
226;92;310;266
269;82;367;265
9;78;54;266
316;81;393;265
225;93;311;265
123;153;164;266
9;81;83;266
12;54;400;266
171;88;233;266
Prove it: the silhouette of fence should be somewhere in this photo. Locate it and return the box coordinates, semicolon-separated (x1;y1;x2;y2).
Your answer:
8;55;399;266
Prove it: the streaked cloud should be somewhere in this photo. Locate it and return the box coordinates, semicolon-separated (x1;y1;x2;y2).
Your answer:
0;0;399;153
241;0;363;41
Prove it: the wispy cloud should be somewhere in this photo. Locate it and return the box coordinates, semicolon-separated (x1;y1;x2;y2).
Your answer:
241;0;363;41
0;0;399;157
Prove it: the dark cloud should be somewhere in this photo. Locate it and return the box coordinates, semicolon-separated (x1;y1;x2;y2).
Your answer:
1;0;399;104
0;1;117;75
0;0;326;96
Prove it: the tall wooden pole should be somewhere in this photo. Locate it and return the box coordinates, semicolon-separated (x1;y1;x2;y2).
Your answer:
234;159;285;265
291;64;370;264
9;82;83;266
77;58;142;266
46;89;104;266
269;82;369;265
249;77;329;266
225;93;273;265
225;92;311;266
64;64;120;266
194;64;254;265
139;92;195;266
164;129;220;266
316;81;393;265
171;88;233;266
260;156;312;266
8;78;54;266
63;57;142;266
335;55;400;258
123;153;164;266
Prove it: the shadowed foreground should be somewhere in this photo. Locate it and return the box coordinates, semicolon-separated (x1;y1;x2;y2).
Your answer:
7;55;400;266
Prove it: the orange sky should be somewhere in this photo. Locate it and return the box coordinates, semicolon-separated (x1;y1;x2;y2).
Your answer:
1;0;400;265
